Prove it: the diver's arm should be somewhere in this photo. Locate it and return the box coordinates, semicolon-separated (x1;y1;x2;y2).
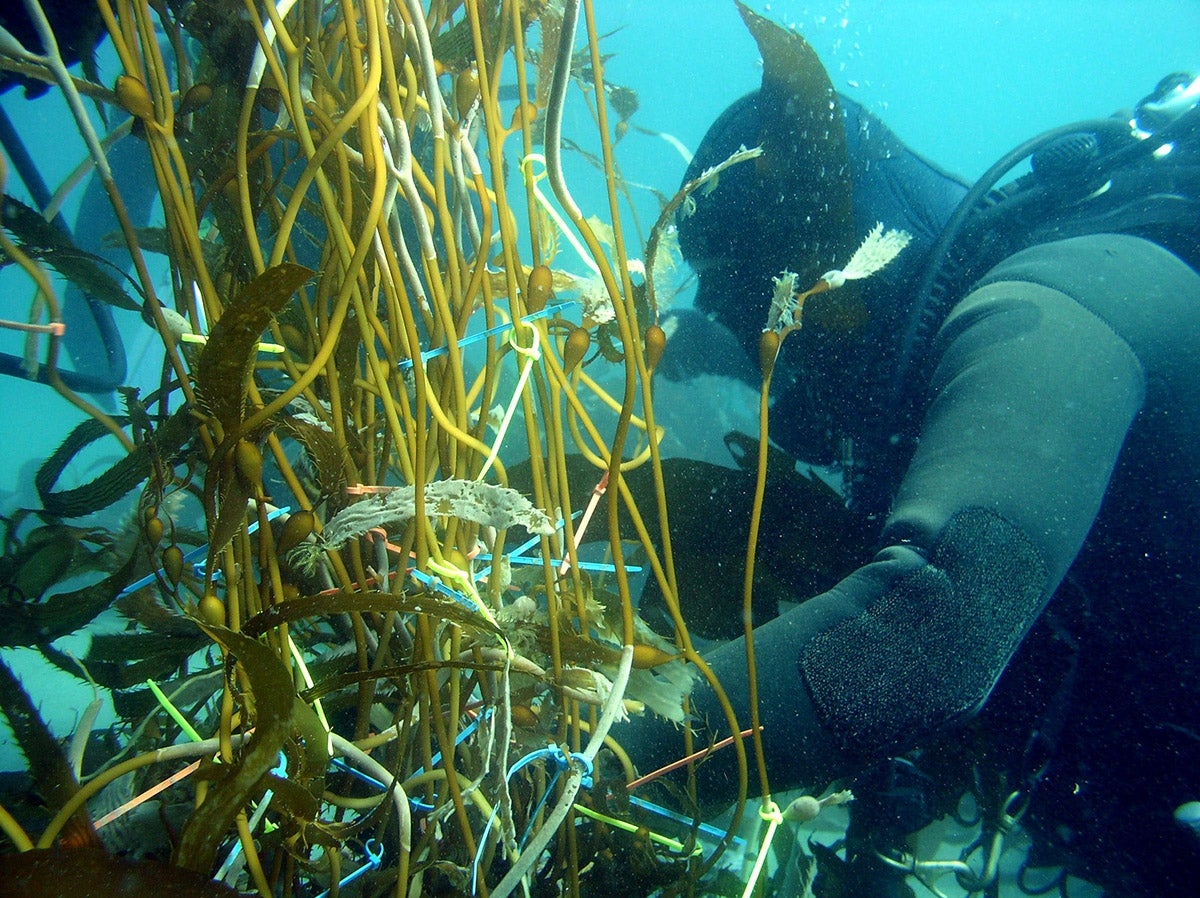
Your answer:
670;235;1165;801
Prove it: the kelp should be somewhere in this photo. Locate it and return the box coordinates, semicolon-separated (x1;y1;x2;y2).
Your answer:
0;656;100;850
0;1;860;894
511;437;869;639
83;629;210;690
316;479;555;554
0;543;136;648
175;624;324;873
2;848;242;897
0;195;142;312
35;406;195;518
242;587;505;643
194;262;313;561
193;262;313;435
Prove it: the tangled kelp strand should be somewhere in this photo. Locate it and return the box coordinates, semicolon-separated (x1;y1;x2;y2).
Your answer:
318;479;555;553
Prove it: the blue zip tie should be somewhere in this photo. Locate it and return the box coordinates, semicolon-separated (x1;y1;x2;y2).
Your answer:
398;300;578;371
329;757;386;791
477;511;641;574
314;838;384;898
118;506;290;598
625;794;747;851
475;553;640;574
215;752;288;881
330;709;492;814
408;566;488;616
471;745;591;894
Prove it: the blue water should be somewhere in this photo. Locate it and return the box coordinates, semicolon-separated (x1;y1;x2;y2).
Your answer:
589;0;1200;221
0;1;1197;886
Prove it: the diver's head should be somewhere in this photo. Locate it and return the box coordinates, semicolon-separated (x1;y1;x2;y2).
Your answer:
675;5;856;360
675;92;795;353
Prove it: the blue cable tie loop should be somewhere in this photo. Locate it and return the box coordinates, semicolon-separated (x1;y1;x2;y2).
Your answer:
472;745;592;891
314;838;385;898
117;505;290;598
398;300;578;371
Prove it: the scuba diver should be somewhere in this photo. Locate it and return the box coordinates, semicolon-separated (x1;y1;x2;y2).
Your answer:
627;6;1200;896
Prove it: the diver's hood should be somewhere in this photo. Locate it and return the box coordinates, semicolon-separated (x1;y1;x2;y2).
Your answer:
677;2;858;355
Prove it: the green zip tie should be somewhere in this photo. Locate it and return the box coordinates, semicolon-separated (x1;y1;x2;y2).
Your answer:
572;802;701;856
146;678;203;743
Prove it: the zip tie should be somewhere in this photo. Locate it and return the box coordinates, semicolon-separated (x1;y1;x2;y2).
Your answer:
472;746;590;893
476;553;639;574
287;633;333;757
560;471;607;576
572;802;701;856
92;759;201;830
398;299;576;371
739;800;784;898
519;154;600;276
313;839;384;898
0;318;65;336
625;726;761;790
145;678;203;743
118;506;289;598
476;324;541;482
625;794;746;851
216;753;288;883
179;332;286;353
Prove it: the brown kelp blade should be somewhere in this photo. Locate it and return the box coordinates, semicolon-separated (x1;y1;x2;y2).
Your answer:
0;196;143;311
0;849;242;897
173;625;310;873
0;657;102;849
194;262;314;434
0;546;136;648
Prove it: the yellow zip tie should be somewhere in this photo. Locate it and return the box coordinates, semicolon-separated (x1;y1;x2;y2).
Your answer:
571;802;700;856
179;332;285;353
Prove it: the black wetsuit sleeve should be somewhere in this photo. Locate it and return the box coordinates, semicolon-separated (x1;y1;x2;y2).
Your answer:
668;234;1200;800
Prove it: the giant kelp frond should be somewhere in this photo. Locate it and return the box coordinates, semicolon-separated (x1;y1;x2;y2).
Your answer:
0;0;767;894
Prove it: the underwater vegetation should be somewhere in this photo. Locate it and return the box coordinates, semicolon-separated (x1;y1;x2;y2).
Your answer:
0;1;888;896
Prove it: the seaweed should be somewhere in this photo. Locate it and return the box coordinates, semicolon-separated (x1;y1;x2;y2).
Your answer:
0;196;142;311
194;262;313;436
0;540;135;648
35;406;196;518
174;624;320;873
0;1;868;894
0;656;100;849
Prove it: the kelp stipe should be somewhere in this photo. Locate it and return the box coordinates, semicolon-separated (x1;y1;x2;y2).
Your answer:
0;1;753;895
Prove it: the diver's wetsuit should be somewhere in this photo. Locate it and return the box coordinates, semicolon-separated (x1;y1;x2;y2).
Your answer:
643;96;1200;895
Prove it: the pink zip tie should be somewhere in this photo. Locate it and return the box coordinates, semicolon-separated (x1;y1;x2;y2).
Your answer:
0;318;66;336
93;759;201;829
560;470;608;575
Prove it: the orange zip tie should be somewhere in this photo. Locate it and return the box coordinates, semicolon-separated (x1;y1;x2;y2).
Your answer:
560;470;608;575
625;726;761;791
93;759;201;829
345;484;400;495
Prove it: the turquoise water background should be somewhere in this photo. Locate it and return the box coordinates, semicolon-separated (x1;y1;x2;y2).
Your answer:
0;0;1197;780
